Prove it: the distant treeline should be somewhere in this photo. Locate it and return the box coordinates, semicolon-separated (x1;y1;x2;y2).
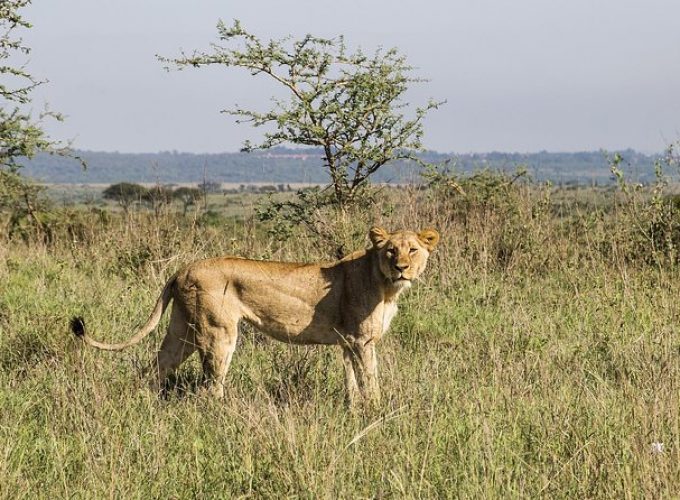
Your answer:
21;147;659;185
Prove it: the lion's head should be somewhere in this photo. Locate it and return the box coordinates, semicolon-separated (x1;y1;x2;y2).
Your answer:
369;226;440;289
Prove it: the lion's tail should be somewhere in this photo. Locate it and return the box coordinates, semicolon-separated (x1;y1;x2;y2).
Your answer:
70;274;177;351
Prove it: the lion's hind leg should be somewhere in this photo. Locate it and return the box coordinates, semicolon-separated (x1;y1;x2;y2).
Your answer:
148;305;197;395
198;320;239;399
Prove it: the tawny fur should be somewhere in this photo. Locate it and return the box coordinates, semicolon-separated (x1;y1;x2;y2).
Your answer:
73;227;439;404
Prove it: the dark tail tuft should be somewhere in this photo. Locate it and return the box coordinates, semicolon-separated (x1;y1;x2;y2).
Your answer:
70;316;86;338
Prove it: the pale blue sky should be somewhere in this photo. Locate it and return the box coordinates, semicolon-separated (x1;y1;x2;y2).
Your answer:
23;0;680;153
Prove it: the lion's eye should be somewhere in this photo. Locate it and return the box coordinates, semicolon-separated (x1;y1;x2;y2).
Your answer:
409;248;417;254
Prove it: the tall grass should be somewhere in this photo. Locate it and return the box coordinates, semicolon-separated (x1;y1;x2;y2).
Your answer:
0;177;678;497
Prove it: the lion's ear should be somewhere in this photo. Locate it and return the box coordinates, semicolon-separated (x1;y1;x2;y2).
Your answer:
418;228;440;251
369;226;390;248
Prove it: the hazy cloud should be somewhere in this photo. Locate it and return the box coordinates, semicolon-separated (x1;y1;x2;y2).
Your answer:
22;0;680;153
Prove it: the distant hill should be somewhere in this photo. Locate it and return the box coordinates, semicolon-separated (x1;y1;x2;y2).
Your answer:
20;147;658;185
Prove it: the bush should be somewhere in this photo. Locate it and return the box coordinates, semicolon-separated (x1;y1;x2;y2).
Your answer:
423;164;552;272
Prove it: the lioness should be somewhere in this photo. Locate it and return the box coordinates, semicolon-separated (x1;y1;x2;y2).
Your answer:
71;226;439;404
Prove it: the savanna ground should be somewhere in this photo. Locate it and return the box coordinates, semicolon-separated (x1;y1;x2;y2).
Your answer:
0;175;678;498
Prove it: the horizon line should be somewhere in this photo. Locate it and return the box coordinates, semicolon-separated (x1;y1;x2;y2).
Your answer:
64;147;661;157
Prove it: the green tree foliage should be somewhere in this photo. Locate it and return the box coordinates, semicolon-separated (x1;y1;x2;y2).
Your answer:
0;0;74;237
1;1;56;170
161;20;441;209
173;186;202;215
102;182;148;211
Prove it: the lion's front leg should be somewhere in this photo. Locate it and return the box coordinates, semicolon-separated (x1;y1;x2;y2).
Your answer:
359;342;381;403
341;346;361;407
346;342;380;404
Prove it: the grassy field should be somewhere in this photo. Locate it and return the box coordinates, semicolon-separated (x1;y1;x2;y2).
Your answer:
0;180;678;498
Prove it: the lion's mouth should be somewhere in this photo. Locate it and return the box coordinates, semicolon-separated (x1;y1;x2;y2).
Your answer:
392;275;412;285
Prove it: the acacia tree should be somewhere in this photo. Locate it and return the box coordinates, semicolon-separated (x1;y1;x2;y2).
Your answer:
0;0;70;232
102;182;148;212
173;186;201;216
161;20;441;210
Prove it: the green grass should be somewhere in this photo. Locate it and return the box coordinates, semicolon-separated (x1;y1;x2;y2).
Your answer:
0;187;678;498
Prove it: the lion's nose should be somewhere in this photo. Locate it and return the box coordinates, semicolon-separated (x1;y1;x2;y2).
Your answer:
394;263;409;272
